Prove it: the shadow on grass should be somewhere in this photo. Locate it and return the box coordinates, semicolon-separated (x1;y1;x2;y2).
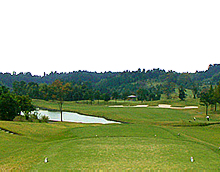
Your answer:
0;127;21;135
171;122;220;127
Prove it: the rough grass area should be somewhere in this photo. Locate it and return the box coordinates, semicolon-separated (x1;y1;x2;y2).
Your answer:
0;99;220;170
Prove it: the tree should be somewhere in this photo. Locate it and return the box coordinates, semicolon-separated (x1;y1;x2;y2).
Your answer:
121;90;130;102
137;88;148;102
215;82;220;108
15;95;35;120
85;89;94;105
163;81;176;99
94;90;101;104
0;86;9;95
177;73;193;89
112;91;119;103
0;85;36;121
208;85;215;111
83;90;89;104
13;81;27;96
102;93;111;103
192;83;199;99
178;86;186;101
16;95;35;114
72;84;83;101
26;82;39;99
154;84;162;100
49;80;65;122
63;82;73;101
200;85;215;116
39;83;49;100
0;92;20;120
213;85;218;111
200;90;210;116
0;86;34;121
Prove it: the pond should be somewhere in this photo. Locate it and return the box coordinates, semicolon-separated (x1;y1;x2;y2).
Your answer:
37;110;120;124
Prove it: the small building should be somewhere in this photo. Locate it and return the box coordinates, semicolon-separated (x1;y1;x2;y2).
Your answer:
127;95;137;101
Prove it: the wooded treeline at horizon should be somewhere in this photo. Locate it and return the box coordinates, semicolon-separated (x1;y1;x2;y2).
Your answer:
1;64;220;121
0;64;220;102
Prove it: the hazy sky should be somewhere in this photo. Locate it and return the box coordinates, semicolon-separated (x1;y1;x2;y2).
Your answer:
0;0;219;76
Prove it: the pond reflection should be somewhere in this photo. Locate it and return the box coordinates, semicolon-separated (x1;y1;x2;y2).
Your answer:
38;110;120;124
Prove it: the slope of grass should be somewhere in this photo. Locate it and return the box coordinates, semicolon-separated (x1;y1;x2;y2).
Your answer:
0;99;220;170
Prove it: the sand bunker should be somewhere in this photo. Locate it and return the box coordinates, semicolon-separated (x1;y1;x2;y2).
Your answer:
158;104;198;109
158;104;171;108
109;104;198;109
183;106;198;109
109;105;124;108
134;105;149;107
109;105;148;108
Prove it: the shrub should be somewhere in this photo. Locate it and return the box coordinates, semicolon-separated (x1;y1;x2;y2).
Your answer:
39;115;49;123
13;115;27;122
13;112;48;123
28;112;39;122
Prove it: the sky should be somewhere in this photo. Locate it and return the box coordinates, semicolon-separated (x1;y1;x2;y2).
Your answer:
0;0;220;76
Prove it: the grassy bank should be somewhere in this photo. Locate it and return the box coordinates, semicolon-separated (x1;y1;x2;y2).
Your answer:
0;99;219;170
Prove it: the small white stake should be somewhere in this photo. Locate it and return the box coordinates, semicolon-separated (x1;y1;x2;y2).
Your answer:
44;157;48;163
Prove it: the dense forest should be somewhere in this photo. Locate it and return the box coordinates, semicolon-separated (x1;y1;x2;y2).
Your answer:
1;64;220;121
0;64;220;101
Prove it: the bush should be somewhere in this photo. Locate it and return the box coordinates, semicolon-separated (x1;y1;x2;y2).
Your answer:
13;115;27;122
13;112;49;123
28;112;39;122
39;115;49;123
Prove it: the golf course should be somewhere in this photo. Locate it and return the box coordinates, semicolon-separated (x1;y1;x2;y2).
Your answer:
1;0;220;169
0;98;219;170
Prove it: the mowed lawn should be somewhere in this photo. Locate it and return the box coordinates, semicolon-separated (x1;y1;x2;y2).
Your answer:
0;99;220;170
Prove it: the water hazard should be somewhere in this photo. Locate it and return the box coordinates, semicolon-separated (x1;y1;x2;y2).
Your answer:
38;110;120;124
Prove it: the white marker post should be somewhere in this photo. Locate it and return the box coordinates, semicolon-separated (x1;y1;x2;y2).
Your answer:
44;157;48;163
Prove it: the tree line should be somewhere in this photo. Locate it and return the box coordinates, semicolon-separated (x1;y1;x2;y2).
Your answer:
11;71;214;103
1;68;216;103
1;78;220;121
1;64;220;93
12;79;173;103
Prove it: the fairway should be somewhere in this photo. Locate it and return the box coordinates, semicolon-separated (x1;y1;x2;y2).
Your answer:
0;99;220;170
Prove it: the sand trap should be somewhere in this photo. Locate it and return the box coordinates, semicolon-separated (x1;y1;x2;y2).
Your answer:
184;106;198;109
133;105;149;107
158;104;198;109
170;107;185;110
109;104;198;109
108;105;124;108
158;104;171;108
109;105;148;108
170;106;198;109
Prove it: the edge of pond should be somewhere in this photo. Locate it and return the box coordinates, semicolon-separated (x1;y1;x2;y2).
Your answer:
34;106;128;124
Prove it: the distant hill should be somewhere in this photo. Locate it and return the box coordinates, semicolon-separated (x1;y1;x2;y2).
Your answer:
0;64;220;94
191;64;220;84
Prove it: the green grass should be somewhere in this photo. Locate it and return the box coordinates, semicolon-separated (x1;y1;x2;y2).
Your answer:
0;99;220;170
